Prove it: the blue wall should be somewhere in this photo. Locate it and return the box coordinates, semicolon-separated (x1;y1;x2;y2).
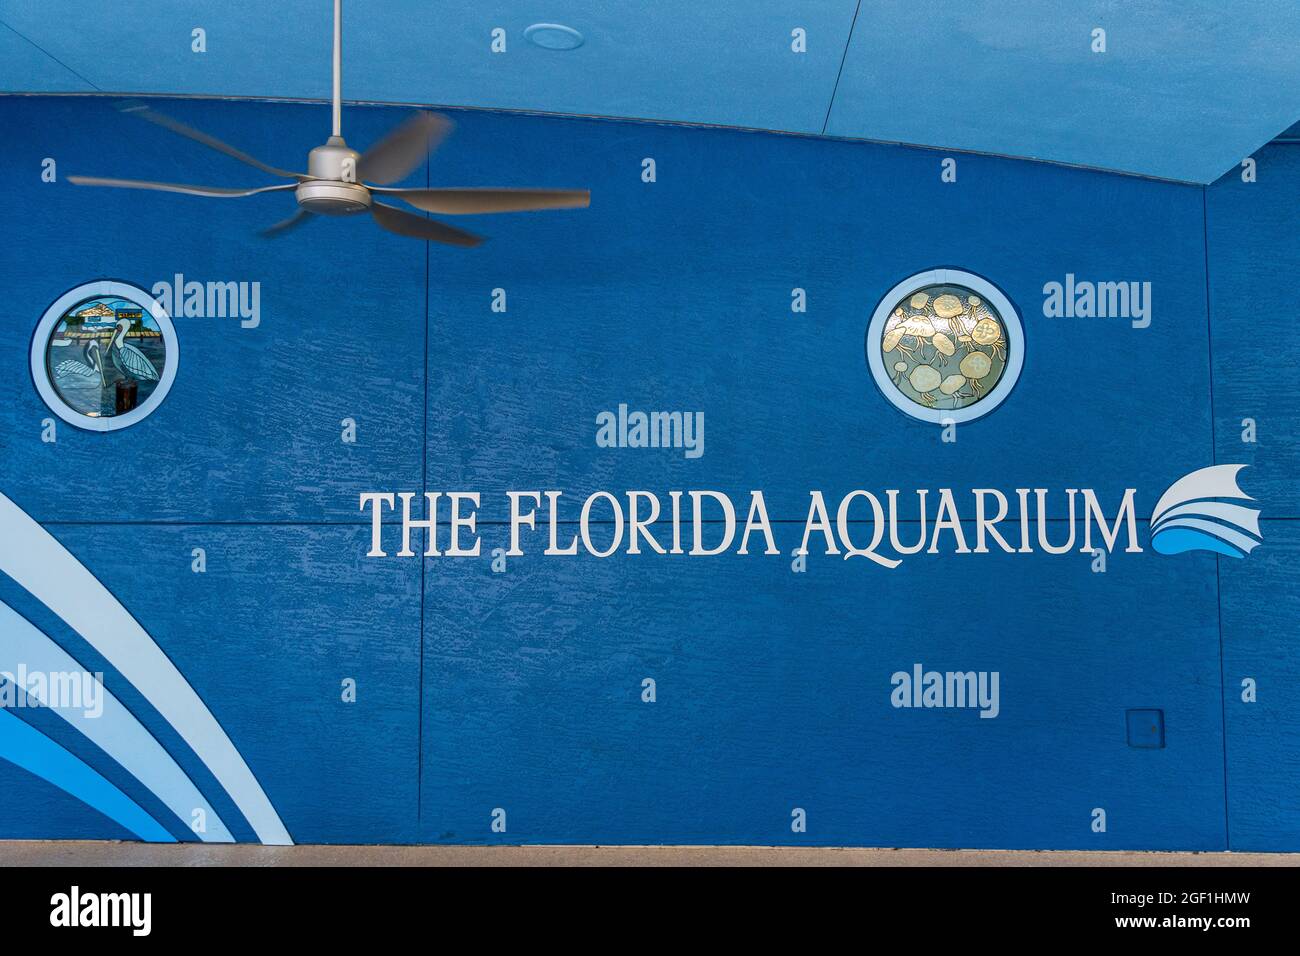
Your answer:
1207;143;1300;851
0;95;1294;848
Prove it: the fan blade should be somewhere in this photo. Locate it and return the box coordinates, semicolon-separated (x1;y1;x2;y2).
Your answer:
370;202;483;246
116;101;306;180
68;176;298;198
260;209;315;238
370;187;590;215
358;112;451;185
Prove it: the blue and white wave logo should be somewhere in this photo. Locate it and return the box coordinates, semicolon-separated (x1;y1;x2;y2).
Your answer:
0;492;291;844
1150;464;1261;559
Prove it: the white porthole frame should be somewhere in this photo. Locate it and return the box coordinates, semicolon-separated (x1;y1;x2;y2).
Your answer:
31;280;178;432
866;268;1024;425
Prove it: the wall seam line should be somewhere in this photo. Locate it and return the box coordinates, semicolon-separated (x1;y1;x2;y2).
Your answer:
820;0;862;135
0;20;101;91
416;149;430;827
1203;183;1230;852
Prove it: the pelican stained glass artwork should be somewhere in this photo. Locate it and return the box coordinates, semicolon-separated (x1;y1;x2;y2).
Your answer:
44;296;165;418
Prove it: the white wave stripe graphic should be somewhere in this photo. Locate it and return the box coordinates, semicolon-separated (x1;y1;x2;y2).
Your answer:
1151;500;1261;538
0;493;291;845
0;601;235;842
1155;516;1261;555
1150;464;1262;556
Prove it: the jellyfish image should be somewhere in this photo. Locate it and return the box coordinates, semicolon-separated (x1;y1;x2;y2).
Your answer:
880;283;1009;411
908;364;943;406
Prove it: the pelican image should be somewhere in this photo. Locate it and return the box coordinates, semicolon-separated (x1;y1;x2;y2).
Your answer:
106;319;160;382
51;338;106;386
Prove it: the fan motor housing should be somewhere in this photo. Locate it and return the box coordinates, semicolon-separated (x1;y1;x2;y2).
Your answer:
307;138;360;179
296;179;372;215
298;138;370;214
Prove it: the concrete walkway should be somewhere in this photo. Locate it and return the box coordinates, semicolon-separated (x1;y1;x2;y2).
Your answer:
2;842;1296;866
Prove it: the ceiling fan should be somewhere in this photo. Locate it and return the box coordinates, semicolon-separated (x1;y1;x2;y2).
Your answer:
67;0;590;245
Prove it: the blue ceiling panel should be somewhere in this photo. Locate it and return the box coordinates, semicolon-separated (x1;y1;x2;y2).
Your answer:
0;20;93;92
0;1;1296;183
826;0;1300;183
0;1;338;102
0;1;858;134
342;2;859;134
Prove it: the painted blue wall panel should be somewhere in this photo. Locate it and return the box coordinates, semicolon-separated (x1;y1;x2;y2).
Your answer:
0;98;425;524
1207;144;1300;517
0;522;422;844
0;94;1290;849
0;761;138;841
1207;142;1300;852
0;684;199;842
421;537;1225;848
1219;522;1300;851
423;112;1211;520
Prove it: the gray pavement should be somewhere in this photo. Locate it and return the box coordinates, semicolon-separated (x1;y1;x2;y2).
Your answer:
2;842;1296;866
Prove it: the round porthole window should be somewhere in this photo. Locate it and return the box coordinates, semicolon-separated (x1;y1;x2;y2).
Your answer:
31;281;177;432
865;269;1023;424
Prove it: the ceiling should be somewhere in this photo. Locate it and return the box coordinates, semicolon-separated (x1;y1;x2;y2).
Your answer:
1;0;1297;184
